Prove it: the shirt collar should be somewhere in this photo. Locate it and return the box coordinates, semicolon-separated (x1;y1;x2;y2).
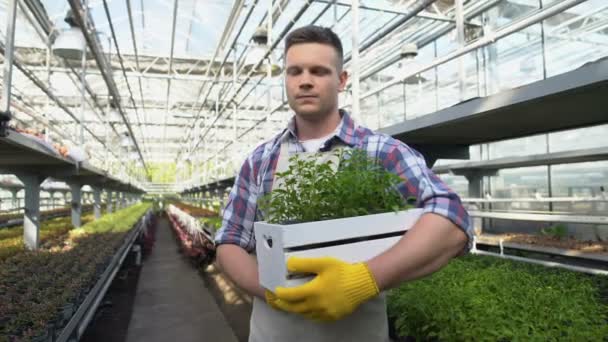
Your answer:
280;109;359;147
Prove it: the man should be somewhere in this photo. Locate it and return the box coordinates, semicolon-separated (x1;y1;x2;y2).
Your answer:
214;25;473;341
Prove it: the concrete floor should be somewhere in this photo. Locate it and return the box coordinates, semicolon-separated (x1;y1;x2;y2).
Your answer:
125;217;238;342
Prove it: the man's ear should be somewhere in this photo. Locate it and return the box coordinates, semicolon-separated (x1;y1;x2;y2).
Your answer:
338;70;348;92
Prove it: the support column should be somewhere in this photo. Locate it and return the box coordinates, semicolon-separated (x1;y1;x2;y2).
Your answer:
465;174;483;199
16;174;46;250
351;0;360;120
459;170;498;236
467;173;483;237
114;192;120;212
92;186;102;219
215;189;221;214
10;189;19;209
61;190;69;207
49;190;56;210
106;189;113;214
69;182;82;228
1;0;18;137
223;188;230;213
487;42;499;95
121;192;127;208
456;0;466;101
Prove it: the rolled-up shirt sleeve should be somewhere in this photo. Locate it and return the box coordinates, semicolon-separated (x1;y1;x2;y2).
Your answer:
214;155;259;252
380;142;474;253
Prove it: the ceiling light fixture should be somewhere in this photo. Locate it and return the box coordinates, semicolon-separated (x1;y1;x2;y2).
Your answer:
52;9;88;60
242;26;282;77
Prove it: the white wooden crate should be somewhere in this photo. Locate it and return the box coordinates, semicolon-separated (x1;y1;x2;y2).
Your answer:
254;208;423;291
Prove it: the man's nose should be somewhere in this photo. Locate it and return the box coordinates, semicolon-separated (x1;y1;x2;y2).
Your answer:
299;82;313;90
299;72;313;89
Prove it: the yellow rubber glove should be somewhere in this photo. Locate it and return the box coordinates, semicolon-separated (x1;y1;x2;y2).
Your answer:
273;256;380;322
265;290;282;310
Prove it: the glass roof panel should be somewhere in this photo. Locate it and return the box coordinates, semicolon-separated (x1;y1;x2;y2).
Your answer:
45;0;234;58
1;0;605;188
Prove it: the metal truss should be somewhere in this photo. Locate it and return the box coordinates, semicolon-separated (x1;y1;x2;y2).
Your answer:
2;0;605;187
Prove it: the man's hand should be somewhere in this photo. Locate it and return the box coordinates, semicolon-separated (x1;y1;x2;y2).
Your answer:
272;256;379;322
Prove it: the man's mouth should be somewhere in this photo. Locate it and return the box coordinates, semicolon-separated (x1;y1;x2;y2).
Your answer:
296;95;318;100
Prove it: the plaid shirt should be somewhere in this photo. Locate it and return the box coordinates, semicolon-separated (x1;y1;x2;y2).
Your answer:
214;110;473;252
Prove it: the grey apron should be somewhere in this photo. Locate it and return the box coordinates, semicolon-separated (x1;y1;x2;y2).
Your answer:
249;142;389;342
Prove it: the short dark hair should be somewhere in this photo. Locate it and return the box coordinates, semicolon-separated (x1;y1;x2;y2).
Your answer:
284;25;344;70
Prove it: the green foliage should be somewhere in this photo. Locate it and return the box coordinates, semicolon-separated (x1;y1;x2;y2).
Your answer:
171;202;218;217
387;255;608;341
259;148;415;224
0;203;150;341
0;211;99;262
199;217;223;231
541;224;568;240
147;162;178;183
212;201;222;214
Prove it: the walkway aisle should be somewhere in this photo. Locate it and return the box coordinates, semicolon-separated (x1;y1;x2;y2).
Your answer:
126;216;238;342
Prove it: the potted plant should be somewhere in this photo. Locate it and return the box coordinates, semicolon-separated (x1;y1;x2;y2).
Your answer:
254;149;422;291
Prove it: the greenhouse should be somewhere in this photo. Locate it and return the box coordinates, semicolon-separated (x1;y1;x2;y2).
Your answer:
0;0;607;341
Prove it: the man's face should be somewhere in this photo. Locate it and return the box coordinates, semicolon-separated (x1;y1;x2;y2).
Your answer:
284;43;347;120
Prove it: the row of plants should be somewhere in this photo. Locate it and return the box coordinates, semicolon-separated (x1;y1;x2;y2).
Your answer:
139;198;166;257
166;204;215;268
387;254;608;341
0;211;102;262
170;201;222;232
0;204;96;225
171;201;218;218
492;228;608;254
199;216;222;233
0;203;151;342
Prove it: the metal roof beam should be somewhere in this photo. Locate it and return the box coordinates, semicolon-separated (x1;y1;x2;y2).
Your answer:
69;0;149;175
188;0;317;161
0;42;116;161
17;0;123;149
177;0;247;151
163;0;180;156
123;0;147;150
